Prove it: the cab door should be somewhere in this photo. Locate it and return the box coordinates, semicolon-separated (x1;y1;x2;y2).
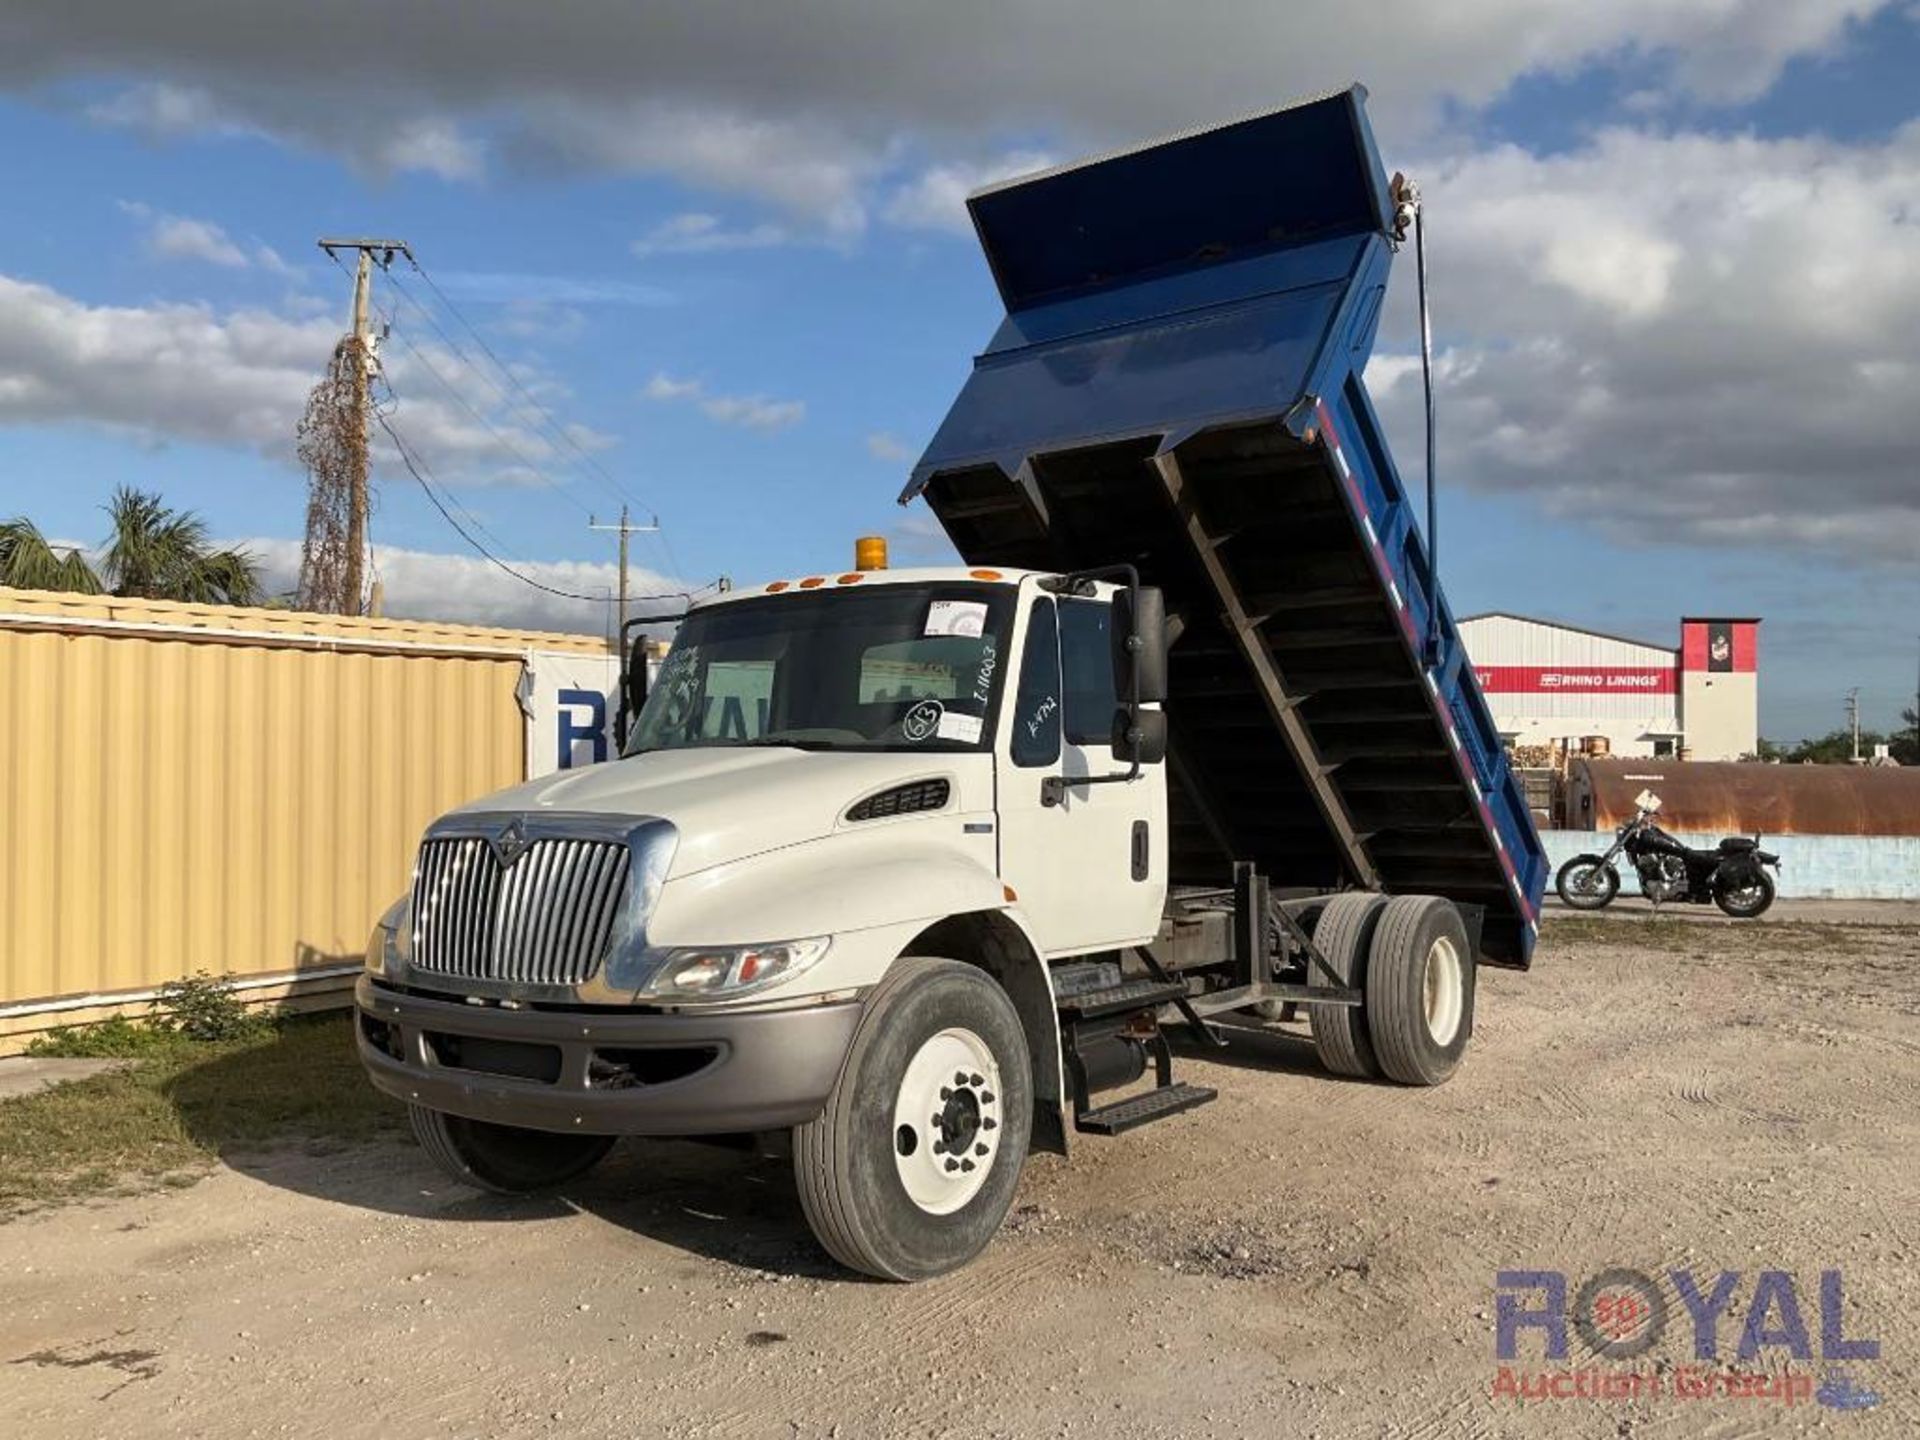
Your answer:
995;587;1166;956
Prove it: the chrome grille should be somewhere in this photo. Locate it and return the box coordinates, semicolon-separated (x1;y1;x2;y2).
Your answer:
411;836;630;986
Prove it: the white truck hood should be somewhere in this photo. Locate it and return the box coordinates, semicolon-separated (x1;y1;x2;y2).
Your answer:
445;747;961;878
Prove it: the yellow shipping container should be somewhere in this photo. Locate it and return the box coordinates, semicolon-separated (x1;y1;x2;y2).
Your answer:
0;587;611;1050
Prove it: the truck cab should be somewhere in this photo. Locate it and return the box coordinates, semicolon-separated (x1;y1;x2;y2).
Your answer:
356;85;1547;1281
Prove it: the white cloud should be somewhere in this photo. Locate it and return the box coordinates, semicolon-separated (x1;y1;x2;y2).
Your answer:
644;371;804;431
865;430;912;462
0;270;618;492
632;211;795;257
1363;121;1920;562
883;149;1054;233
243;535;683;636
494;299;587;342
375;116;484;182
23;2;1895;222
117;200;287;271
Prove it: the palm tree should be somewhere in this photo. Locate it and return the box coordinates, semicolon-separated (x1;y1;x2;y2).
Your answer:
98;487;263;605
0;516;103;594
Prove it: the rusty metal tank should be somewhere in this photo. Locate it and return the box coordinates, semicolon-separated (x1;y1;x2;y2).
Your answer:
1567;758;1920;835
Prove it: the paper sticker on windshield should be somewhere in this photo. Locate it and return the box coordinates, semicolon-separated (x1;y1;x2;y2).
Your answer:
902;699;944;742
936;711;983;744
924;600;988;639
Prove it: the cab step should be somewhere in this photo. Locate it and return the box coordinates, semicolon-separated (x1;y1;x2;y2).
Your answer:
1076;1082;1217;1136
1055;978;1189;1021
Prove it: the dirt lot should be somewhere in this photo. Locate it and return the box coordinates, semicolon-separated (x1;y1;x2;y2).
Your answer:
4;903;1916;1438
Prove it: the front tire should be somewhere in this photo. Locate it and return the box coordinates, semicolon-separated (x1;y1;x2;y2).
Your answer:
793;957;1032;1281
1364;896;1476;1087
408;1105;615;1194
1556;856;1619;910
1715;870;1775;918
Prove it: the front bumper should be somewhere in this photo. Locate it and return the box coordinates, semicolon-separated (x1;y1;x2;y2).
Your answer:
355;975;862;1136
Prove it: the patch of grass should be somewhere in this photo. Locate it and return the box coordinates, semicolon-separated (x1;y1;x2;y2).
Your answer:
0;1013;401;1217
24;1015;197;1059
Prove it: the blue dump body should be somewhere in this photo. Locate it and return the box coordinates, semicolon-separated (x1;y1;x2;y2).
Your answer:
905;87;1546;966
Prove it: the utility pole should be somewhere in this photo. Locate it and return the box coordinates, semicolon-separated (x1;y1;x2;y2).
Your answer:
589;506;661;643
1846;687;1861;763
317;237;411;614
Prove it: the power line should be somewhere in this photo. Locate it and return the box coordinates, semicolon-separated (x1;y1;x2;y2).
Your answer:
375;301;597;520
394;259;687;582
376;409;708;609
335;241;689;586
397;263;651;511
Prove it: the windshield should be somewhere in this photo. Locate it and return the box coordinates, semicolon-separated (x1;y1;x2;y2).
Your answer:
625;583;1014;755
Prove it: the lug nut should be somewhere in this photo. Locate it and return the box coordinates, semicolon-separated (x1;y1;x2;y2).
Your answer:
932;1141;945;1155
954;1071;968;1086
974;1143;988;1157
944;1158;960;1173
960;1160;975;1173
939;1086;951;1100
968;1073;984;1086
982;1117;997;1131
981;1091;995;1104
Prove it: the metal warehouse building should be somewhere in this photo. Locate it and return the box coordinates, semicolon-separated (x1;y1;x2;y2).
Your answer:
1459;613;1759;761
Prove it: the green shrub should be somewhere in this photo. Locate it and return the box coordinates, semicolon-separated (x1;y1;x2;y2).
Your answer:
153;971;266;1043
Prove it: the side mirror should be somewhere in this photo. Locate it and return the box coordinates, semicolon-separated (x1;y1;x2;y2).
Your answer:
624;637;650;726
1111;706;1168;765
1111;585;1168;704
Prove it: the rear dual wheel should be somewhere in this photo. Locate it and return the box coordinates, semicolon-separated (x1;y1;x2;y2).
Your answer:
1309;893;1475;1086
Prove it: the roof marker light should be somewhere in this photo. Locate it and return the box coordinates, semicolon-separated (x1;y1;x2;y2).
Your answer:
766;580;790;593
970;569;1004;581
799;576;826;589
836;573;864;585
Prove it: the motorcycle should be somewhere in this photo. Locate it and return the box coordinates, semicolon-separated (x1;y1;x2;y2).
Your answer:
1555;790;1780;918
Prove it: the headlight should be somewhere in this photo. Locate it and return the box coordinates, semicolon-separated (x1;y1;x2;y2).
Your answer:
637;937;831;1002
366;894;411;976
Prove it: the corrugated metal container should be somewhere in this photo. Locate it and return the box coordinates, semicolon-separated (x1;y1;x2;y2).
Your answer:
0;587;610;1047
1568;757;1920;836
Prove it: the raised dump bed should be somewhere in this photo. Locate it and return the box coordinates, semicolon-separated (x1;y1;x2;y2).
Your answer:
905;86;1547;966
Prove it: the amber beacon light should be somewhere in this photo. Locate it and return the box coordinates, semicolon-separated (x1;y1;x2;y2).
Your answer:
855;535;889;571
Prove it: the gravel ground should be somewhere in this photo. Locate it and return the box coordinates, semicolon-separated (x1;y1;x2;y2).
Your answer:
3;906;1915;1438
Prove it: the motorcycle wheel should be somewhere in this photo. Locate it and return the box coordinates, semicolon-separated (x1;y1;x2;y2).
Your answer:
1714;870;1775;919
1555;856;1619;910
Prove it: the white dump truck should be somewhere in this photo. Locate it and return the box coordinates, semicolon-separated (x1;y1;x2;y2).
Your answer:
356;87;1547;1280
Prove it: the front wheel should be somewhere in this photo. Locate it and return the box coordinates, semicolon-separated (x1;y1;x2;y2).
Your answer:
1556;856;1619;910
1715;870;1776;918
408;1105;615;1194
793;957;1032;1281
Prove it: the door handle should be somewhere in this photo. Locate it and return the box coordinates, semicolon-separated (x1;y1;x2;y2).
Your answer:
1131;820;1149;881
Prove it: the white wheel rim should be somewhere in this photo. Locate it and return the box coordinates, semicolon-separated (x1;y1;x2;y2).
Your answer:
891;1027;1002;1216
1423;937;1464;1046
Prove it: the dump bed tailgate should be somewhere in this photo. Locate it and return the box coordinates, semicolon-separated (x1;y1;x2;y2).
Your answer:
905;87;1546;966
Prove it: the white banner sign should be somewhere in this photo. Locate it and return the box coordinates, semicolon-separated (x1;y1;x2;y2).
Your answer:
520;649;623;779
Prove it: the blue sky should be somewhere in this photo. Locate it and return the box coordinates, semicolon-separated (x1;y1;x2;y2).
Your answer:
0;3;1915;741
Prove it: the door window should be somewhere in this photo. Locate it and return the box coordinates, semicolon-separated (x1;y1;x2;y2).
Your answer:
1059;598;1118;748
1010;598;1061;768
